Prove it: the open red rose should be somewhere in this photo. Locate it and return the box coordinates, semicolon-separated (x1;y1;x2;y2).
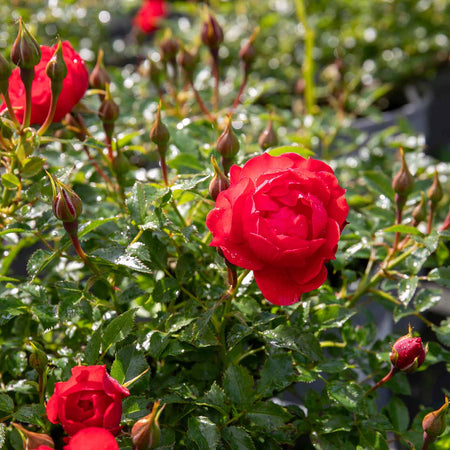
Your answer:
133;0;167;34
206;152;349;305
64;427;119;450
0;41;88;125
46;365;130;436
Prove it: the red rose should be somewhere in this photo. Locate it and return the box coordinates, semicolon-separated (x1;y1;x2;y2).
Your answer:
46;365;130;436
0;41;88;125
64;427;119;450
206;152;349;305
133;0;167;34
390;334;426;373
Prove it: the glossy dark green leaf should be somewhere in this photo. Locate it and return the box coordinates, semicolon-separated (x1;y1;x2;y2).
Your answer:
223;364;254;409
221;426;255;450
102;308;137;350
187;416;219;450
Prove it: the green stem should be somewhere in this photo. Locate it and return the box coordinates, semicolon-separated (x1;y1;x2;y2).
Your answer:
1;92;20;128
366;365;398;395
20;68;35;131
37;87;61;136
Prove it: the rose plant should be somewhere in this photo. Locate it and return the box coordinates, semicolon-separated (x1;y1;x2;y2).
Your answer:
0;4;449;450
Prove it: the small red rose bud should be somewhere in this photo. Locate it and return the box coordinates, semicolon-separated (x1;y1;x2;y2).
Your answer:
201;12;224;50
48;173;82;225
412;192;427;226
150;102;170;149
427;170;443;206
46;41;67;95
12;423;54;449
99;83;119;125
178;48;197;81
390;326;426;373
209;155;229;201
89;48;111;91
422;395;448;443
131;401;164;450
29;342;48;375
216;116;239;160
392;148;414;197
11;18;41;69
258;118;278;151
160;33;179;62
63;112;88;141
239;27;259;71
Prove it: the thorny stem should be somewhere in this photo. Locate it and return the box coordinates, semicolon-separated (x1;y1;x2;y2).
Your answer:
160;153;169;186
82;145;114;188
366;365;398;395
189;80;215;121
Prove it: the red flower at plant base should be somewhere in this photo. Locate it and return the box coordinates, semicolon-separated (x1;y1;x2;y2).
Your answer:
46;365;130;436
0;41;88;125
133;0;167;34
206;152;349;305
64;427;119;450
390;332;426;373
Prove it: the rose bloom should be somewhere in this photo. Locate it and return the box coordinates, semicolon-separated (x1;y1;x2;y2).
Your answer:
206;152;349;305
0;41;88;125
390;335;426;373
46;365;130;436
133;0;167;34
64;427;119;450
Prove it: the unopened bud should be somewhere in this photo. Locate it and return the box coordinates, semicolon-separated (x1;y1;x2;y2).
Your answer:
427;170;443;206
390;325;426;373
440;209;450;232
201;13;224;50
412;192;427;225
131;401;164;450
239;27;259;71
422;395;448;441
150;101;170;148
11;18;41;69
0;52;12;94
46;41;67;96
90;48;111;90
98;83;119;124
48;173;82;224
258;118;278;151
63;113;88;141
216;117;239;160
392;148;414;197
178;48;197;81
160;32;179;62
29;342;48;375
12;423;54;449
209;155;229;201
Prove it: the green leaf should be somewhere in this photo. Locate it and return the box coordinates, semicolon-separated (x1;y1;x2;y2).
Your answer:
435;318;450;347
78;218;116;238
21;156;45;178
111;345;148;385
199;382;230;415
385;397;409;432
383;224;422;236
398;276;418;306
126;183;160;224
363;171;395;200
427;267;450;288
13;404;46;426
0;393;14;413
414;288;442;312
169;153;204;171
102;309;137;350
187;416;219;450
327;381;363;411
257;352;296;397
84;327;102;365
1;173;20;190
223;364;254;409
244;401;292;430
221;426;255;450
26;249;53;279
267;145;314;157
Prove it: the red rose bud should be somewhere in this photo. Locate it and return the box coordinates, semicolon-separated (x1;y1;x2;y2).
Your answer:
12;423;54;449
427;170;443;206
11;18;41;69
48;173;82;224
90;48;111;91
422;395;448;441
150;101;170;149
412;192;427;226
63;112;88;141
239;27;259;71
160;32;179;62
209;155;229;201
258;118;278;151
392;148;414;197
201;12;224;50
131;400;164;450
178;48;197;81
390;326;426;373
216;116;239;160
99;83;119;124
46;41;67;95
29;341;48;375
